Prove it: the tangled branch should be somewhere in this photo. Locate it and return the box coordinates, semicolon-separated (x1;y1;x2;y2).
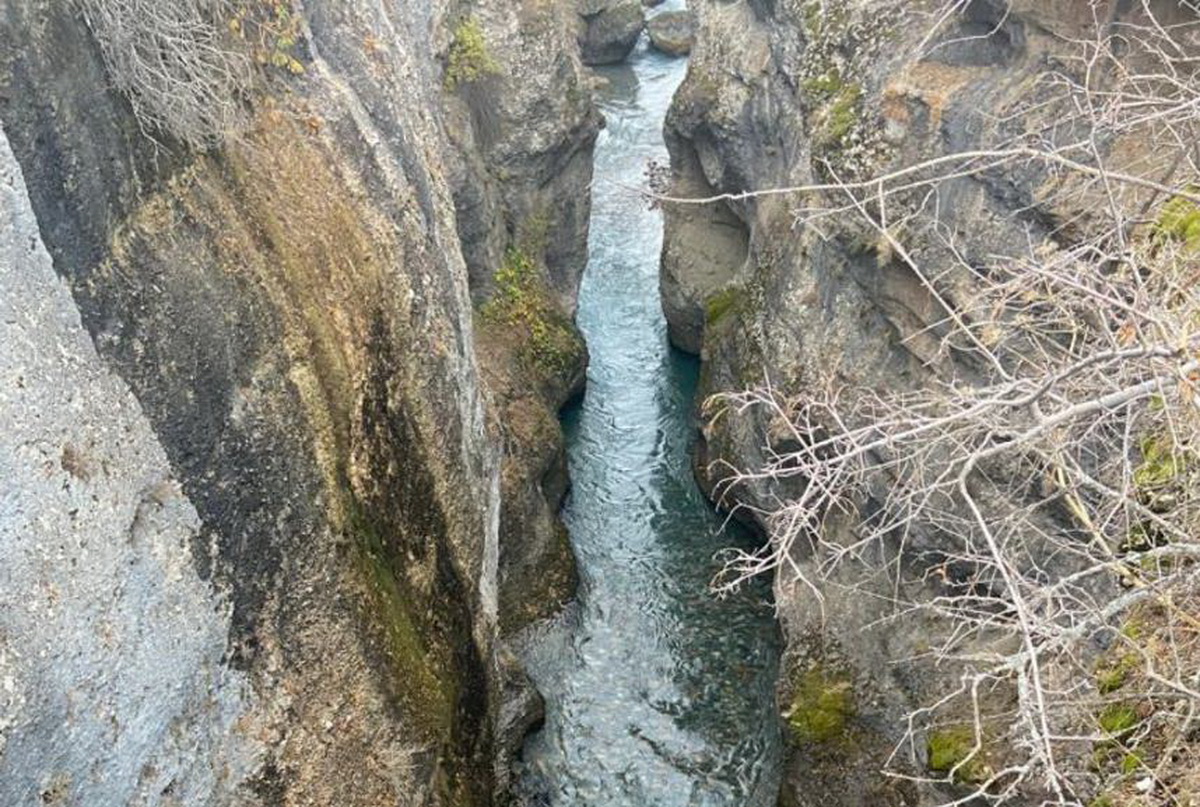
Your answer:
703;2;1200;803
77;0;252;148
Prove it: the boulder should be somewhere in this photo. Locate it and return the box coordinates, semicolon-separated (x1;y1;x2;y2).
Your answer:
577;0;644;65
647;9;695;56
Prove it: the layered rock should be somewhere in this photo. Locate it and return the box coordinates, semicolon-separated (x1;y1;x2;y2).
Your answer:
0;1;595;804
661;1;1194;805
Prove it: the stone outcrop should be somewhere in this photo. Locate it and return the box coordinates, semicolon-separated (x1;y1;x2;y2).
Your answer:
660;1;1194;805
442;0;599;641
0;1;595;804
576;0;645;65
1;127;256;807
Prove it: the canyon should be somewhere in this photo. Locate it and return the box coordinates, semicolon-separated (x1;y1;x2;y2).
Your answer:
2;1;1198;807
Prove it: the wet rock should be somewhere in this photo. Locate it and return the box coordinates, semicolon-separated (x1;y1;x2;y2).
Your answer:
493;645;546;798
577;0;645;65
647;10;695;56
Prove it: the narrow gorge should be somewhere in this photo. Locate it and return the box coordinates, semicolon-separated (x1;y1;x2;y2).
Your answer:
2;2;1199;807
513;33;781;806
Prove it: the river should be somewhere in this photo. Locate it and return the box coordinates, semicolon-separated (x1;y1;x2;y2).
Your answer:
514;16;784;807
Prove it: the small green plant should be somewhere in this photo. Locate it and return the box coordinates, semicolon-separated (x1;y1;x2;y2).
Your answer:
1120;751;1144;774
1120;618;1144;641
816;83;863;148
1133;435;1188;490
801;0;849;39
1098;703;1139;737
445;16;498;89
705;287;742;325
927;727;992;784
482;248;582;377
1157;190;1200;253
1096;653;1138;694
802;71;845;100
1088;794;1117;807
784;667;853;745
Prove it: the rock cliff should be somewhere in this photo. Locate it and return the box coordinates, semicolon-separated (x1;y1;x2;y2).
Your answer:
441;0;599;640
661;1;1198;805
0;1;594;804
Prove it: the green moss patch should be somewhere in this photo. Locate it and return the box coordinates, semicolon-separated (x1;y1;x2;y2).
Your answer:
1157;191;1200;253
705;286;743;325
816;83;863;149
481;247;584;378
802;71;845;100
1098;703;1139;738
1133;435;1189;490
1120;751;1144;774
927;727;992;784
800;0;850;40
349;502;453;740
445;16;499;89
785;667;854;745
1096;653;1139;695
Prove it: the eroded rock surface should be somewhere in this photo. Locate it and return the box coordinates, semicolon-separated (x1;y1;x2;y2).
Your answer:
577;0;645;65
442;0;599;641
661;1;1192;805
0;1;595;804
647;10;695;55
1;126;257;807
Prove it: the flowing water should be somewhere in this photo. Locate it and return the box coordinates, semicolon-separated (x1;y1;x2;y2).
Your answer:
514;20;784;807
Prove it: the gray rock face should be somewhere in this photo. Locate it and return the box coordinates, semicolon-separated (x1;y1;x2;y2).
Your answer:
440;0;596;641
646;10;695;55
659;139;749;354
0;0;597;804
660;1;1190;805
1;127;257;807
577;0;645;65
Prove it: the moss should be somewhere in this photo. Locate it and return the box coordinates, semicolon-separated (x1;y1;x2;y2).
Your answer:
785;667;854;745
481;247;583;377
445;16;498;90
1133;435;1188;490
802;1;823;36
1096;653;1139;694
802;71;845;101
1120;618;1145;641
816;83;863;149
1157;190;1200;253
1098;703;1139;737
927;727;991;784
349;501;453;740
1120;751;1144;774
1089;795;1117;807
801;0;849;39
705;286;743;325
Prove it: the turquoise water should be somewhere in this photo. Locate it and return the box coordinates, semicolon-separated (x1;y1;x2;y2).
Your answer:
513;30;783;807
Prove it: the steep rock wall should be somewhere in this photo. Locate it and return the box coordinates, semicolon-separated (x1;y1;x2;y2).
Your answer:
0;1;594;804
660;1;1195;805
441;0;599;640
